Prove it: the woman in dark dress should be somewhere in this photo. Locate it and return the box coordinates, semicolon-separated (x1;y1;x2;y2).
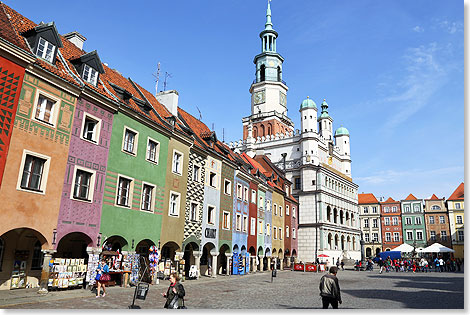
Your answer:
162;272;185;309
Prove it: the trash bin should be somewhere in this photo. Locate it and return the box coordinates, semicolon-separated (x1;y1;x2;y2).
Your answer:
272;269;277;277
136;282;149;300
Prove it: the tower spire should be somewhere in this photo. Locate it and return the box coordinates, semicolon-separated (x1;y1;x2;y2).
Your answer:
265;0;273;30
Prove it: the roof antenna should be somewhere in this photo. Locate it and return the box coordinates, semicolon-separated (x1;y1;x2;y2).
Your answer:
196;106;202;121
152;62;160;96
163;72;172;91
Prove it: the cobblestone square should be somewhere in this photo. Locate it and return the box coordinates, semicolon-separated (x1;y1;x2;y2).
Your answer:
2;269;464;309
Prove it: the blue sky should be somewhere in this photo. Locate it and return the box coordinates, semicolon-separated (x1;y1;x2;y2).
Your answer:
7;0;464;200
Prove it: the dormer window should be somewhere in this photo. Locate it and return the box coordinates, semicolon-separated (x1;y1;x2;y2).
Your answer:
83;64;98;86
36;37;55;63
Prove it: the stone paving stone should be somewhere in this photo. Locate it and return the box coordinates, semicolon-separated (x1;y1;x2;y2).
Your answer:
1;269;464;309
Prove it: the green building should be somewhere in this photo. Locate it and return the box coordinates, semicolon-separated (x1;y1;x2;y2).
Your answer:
401;194;427;248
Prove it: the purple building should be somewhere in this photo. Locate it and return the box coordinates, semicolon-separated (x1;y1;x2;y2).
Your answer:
54;97;116;257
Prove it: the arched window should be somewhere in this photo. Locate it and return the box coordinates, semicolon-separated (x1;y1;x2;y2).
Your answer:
253;126;258;138
277;66;281;82
267;123;272;136
260;64;266;82
260;124;265;137
333;208;338;223
31;240;43;270
431;205;441;210
327;206;331;222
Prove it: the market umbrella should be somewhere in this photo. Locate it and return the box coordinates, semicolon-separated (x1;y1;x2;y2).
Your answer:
391;243;414;253
318;254;329;257
422;243;455;253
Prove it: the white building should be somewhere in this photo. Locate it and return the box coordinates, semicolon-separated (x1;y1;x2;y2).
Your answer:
229;2;361;264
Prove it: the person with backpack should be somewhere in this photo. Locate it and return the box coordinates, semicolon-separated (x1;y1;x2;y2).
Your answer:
162;272;186;309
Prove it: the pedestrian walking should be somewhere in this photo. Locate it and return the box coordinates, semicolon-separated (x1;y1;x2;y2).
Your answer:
378;258;384;274
319;266;342;309
95;258;111;298
340;260;344;271
162;272;186;309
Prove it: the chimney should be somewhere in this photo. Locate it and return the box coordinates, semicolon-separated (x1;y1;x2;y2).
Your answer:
156;90;179;116
63;31;87;50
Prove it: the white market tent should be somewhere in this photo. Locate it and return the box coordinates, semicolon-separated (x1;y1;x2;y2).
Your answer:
391;243;415;253
422;242;455;253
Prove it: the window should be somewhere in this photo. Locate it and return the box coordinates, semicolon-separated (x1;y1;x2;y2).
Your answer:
456;216;463;224
172;151;183;175
222;211;230;230
20;154;46;192
243;187;249;201
236;214;241;231
190;202;198;221
392;217;398;226
81;115;100;143
280;206;283;217
251;189;256;203
286;205;290;216
439;216;445;224
414;205;420;212
364;219;369;228
123;128;137;154
73;169;93;201
279;227;282;240
259;196;264;210
266;200;271;212
237;184;242;199
116;177;132;207
36;37;55;62
373;219;378;228
146;139;160;164
35;94;56;125
372;206;378;214
363;206;369;214
373;233;379;242
258;220;263;234
274;204;278;215
286;226;289;238
405;217;412;225
243;215;248;232
416;231;423;240
273;226;277;239
83;64;98;86
385;233;391;242
294;177;301;190
384;207;390;213
384;217;390;226
406;231;413;240
441;231;447;241
292;207;296;218
250;218;256;235
31;241;43;270
415;217;422;225
209;172;217;187
431;205;441;210
224;179;232;195
266;224;270;236
292;228;296;239
455;203;461;209
193;165;200;182
392;206;397;212
458;230;464;241
364;233;370;242
207;205;215;224
429;216;435;224
430;231;436;241
141;184;154;211
404;206;410;213
393;233;400;242
169;192;181;217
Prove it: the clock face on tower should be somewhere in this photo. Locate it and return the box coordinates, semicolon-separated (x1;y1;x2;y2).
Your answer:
253;90;266;105
279;92;286;107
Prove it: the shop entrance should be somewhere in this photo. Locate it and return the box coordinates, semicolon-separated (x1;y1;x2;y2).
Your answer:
55;232;91;259
284;249;290;269
183;242;198;278
257;246;264;271
103;235;128;252
200;242;215;277
218;244;230;275
249;246;256;272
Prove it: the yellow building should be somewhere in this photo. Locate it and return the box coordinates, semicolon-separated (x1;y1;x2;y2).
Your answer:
447;183;464;259
271;189;284;269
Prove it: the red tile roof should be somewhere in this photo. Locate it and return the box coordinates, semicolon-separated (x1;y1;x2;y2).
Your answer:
358;193;379;204
448;182;464;201
404;193;418;201
382;197;397;204
0;4;30;51
429;194;440;200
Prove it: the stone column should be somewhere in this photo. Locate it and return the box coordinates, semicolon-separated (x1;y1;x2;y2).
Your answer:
225;253;231;276
38;249;56;294
251;256;256;273
193;251;201;280
210;251;219;278
279;257;283;270
267;257;272;270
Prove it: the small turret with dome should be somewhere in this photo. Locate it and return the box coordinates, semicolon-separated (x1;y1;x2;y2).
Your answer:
317;99;333;140
335;126;349;136
300;96;318;134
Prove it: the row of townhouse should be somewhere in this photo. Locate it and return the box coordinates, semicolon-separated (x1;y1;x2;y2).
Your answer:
358;182;464;259
0;3;298;290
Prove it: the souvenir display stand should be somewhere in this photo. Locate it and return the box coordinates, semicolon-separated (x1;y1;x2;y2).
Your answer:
10;250;28;289
86;253;100;287
48;258;87;290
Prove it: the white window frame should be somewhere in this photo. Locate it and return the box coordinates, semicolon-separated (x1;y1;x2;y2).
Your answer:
36;37;55;63
207;204;216;225
250;217;256;235
208;171;217;188
441;230;447;240
280;206;283;217
373;233;379;242
405;217;412;225
456;215;463;224
83;64;98;86
224;179;232;196
274;204;278;216
373;218;378;228
266;223;271;236
279;227;282;240
406;230;413;241
70;165;96;203
258;220;263;235
140;181;156;212
266;200;271;212
455;203;461;209
172;149;184;176
237;184;243;199
429;216;435;224
273;226;277;239
364;233;370;242
372;206;378;214
364;218;369;228
115;174;134;208
243;186;249;202
393;232;400;242
392;206;397;212
415;217;422;225
222;211;230;230
236;214;242;231
363;206;369;214
169;191;181;217
392;217;398;226
430;231;436;240
286;205;290;216
458;230;464;241
192;164;201;182
32;90;60;127
292;206;296;218
80;112;102;144
286;226;289;238
384;217;390;226
251;189;256;204
190;202;199;221
259;195;264;210
416;230;423;241
122;126;139;155
385;232;391;242
243;215;248;233
292;228;296;239
439;216;445;224
17;150;51;195
146;137;160;165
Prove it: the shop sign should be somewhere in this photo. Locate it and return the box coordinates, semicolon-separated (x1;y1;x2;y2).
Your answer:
205;228;216;239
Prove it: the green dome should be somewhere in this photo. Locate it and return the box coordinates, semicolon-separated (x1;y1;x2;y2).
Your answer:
300;96;316;109
319;112;330;119
335;126;350;136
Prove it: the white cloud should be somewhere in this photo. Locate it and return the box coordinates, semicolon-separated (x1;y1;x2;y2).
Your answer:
413;26;424;33
438;20;463;34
